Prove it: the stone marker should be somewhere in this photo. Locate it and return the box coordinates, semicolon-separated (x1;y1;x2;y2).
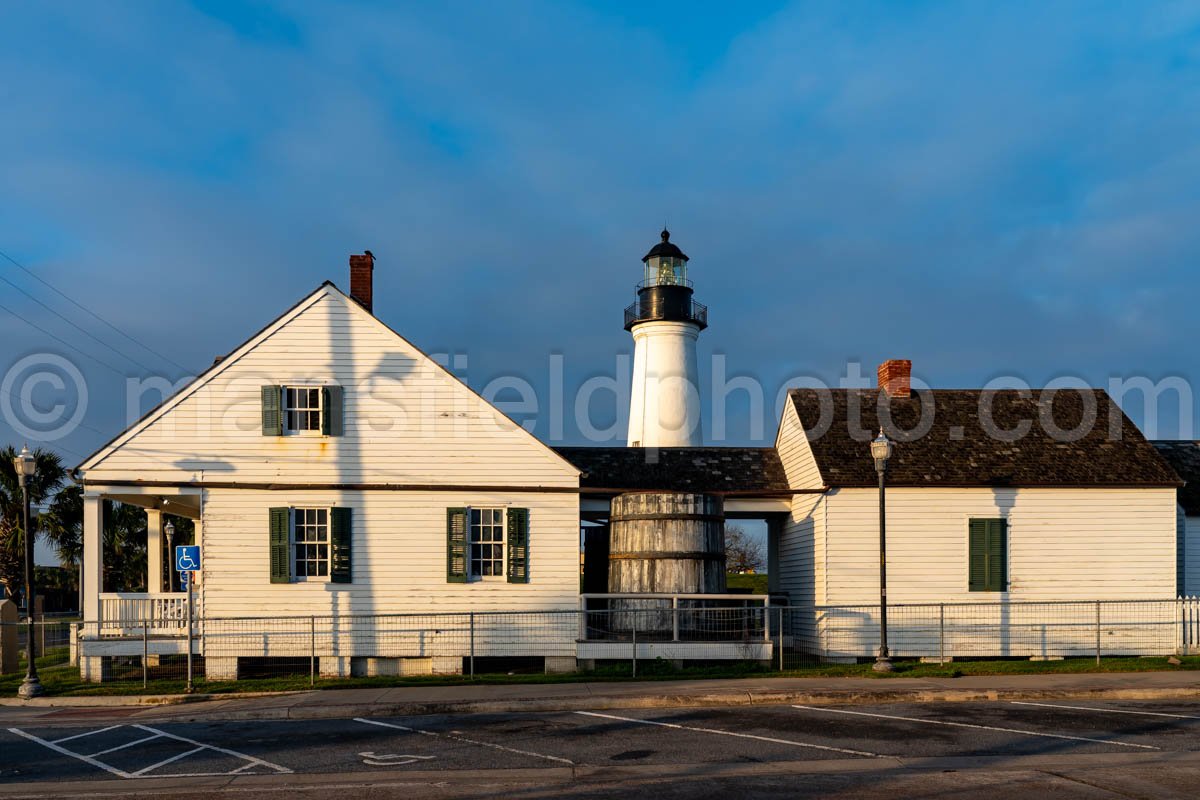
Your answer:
0;599;17;674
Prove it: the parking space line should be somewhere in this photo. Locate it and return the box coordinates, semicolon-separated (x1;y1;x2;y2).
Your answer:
132;746;206;777
131;725;293;774
50;725;123;745
1011;701;1200;720
87;733;162;757
354;717;574;765
791;705;1159;750
574;711;881;758
8;728;134;778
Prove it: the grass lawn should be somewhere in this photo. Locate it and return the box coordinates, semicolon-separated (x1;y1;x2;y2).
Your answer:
5;653;1199;698
725;573;769;593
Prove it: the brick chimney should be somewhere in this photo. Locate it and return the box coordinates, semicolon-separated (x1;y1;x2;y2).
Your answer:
877;359;912;398
349;250;374;314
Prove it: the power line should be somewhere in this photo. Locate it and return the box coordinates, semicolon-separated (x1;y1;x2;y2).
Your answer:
0;273;158;373
0;247;190;373
0;301;128;375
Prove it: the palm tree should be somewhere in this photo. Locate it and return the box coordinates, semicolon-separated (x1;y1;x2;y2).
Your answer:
0;446;67;602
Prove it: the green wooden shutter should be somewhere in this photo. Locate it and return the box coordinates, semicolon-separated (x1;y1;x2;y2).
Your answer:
986;519;1007;592
969;518;1007;592
262;386;282;436
269;507;290;583
447;508;468;583
507;507;530;584
322;386;344;436
330;507;352;583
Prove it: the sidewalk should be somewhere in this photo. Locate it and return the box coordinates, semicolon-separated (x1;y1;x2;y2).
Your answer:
2;670;1198;725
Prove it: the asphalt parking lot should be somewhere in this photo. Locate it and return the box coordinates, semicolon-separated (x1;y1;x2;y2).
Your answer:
3;699;1200;797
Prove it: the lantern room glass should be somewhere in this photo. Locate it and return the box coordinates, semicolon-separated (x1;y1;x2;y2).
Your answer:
643;255;688;287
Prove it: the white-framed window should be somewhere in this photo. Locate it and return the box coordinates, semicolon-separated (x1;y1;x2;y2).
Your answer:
283;386;323;434
469;507;505;579
292;507;330;579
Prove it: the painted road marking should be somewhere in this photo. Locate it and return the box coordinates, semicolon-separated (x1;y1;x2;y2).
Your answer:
359;751;437;767
791;705;1159;750
130;724;293;774
50;725;123;745
9;727;134;778
574;711;882;758
1011;701;1200;720
8;724;293;779
355;717;574;765
87;733;162;757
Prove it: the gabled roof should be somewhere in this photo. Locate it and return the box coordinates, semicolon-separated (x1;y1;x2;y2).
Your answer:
1152;441;1200;514
78;282;580;477
554;447;789;495
789;388;1181;489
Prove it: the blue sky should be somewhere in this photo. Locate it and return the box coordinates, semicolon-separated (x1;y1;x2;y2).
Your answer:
2;0;1199;469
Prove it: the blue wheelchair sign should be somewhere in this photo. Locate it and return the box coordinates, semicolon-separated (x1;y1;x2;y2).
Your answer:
175;545;201;572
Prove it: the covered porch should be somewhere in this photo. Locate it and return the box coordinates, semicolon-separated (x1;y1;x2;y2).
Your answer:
82;485;202;636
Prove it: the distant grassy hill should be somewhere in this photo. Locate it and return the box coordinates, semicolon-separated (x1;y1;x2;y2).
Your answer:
725;573;769;594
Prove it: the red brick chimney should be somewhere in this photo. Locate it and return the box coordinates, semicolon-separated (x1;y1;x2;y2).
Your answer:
349;250;374;314
877;359;912;398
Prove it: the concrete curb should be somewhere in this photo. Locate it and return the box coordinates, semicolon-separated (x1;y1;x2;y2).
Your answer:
0;690;305;708
4;681;1199;719
117;684;1200;723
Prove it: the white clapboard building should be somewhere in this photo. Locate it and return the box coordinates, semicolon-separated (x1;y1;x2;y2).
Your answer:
772;360;1184;659
75;253;583;680
1151;441;1200;596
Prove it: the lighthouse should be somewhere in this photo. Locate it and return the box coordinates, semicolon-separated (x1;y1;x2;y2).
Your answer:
624;229;708;447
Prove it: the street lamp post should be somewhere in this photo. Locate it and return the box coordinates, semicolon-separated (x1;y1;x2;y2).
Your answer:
14;445;44;698
164;519;175;593
870;429;894;673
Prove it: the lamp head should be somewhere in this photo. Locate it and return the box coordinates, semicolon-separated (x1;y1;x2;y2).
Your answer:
13;444;36;484
870;428;893;473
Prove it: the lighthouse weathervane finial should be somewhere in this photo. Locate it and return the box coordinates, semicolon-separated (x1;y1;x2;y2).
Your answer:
624;228;707;448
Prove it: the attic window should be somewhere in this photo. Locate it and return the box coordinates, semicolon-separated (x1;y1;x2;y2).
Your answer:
284;387;323;434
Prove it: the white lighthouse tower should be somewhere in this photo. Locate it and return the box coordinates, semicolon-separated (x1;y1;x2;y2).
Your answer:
625;229;707;447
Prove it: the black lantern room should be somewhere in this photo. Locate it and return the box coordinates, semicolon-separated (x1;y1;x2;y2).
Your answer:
623;229;708;331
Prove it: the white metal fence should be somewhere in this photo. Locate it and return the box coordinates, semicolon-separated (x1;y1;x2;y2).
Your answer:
35;597;1200;686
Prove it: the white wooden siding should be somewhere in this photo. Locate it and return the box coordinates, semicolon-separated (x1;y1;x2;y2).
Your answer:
198;489;581;618
774;402;823;489
820;487;1178;604
778;493;824;606
83;287;578;487
1182;511;1200;596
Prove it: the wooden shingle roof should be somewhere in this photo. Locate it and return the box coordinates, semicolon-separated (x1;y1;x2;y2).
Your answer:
790;388;1181;489
554;447;789;495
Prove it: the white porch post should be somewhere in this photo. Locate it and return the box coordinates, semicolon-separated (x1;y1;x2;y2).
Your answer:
146;509;164;594
82;494;103;623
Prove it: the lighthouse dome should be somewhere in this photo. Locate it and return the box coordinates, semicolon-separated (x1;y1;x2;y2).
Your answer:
642;229;688;263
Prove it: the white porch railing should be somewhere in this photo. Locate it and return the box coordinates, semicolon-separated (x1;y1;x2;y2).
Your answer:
99;593;195;635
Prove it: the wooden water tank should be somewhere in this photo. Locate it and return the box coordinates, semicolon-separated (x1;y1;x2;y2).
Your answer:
608;492;726;594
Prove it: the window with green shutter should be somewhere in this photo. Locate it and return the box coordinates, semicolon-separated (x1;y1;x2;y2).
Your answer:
330;507;352;583
262;386;283;436
507;507;530;584
968;518;1007;592
447;508;468;583
269;507;290;583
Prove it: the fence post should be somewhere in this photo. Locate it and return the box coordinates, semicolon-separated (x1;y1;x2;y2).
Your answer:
310;616;316;687
777;607;784;672
1095;600;1101;665
1176;598;1184;656
672;596;679;642
469;612;476;678
631;615;637;679
939;603;945;664
142;620;148;688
